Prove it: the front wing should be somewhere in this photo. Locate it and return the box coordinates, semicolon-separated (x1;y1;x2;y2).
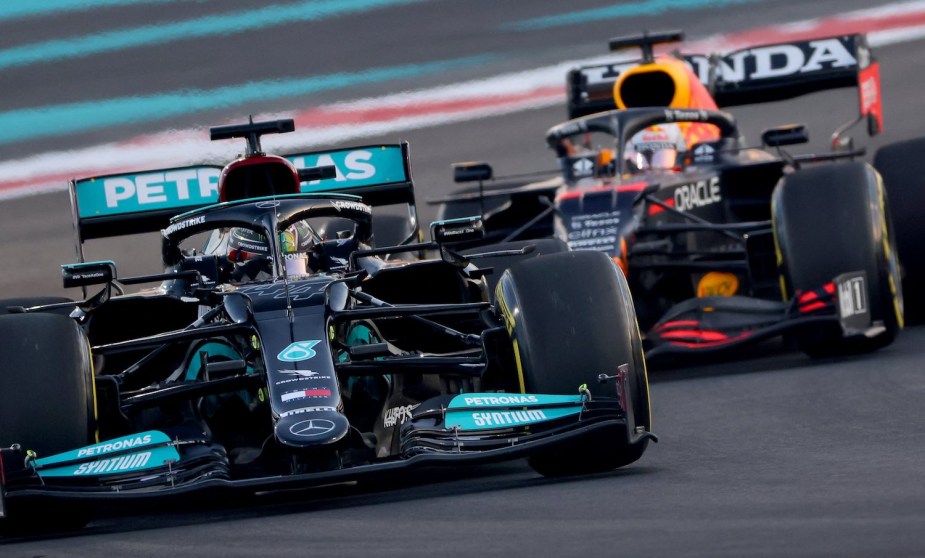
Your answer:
0;389;652;516
645;271;880;360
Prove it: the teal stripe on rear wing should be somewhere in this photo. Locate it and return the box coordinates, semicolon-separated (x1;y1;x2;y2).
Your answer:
70;165;223;242
285;142;416;207
68;142;419;259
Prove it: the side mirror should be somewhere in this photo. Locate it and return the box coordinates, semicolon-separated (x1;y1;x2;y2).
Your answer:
61;261;116;288
222;292;253;324
452;162;492;183
430;216;485;244
761;124;809;147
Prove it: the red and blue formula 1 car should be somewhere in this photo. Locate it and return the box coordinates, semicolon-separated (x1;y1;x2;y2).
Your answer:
435;31;908;362
0;119;653;531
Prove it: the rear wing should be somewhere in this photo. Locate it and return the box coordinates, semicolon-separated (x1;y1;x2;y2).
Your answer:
566;34;882;133
69;142;418;261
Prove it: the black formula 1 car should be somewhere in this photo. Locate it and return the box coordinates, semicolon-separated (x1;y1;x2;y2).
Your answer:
434;31;906;361
0;119;653;531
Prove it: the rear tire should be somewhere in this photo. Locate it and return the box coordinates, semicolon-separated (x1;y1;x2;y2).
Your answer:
773;161;902;357
873;138;925;322
495;251;651;476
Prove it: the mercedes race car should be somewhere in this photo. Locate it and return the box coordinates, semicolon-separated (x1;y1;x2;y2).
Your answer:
434;31;907;361
0;119;654;531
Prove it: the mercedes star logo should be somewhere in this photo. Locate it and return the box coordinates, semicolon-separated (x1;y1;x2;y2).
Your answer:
255;200;281;208
289;418;336;437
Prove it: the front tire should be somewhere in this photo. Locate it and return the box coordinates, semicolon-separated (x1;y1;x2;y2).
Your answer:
0;313;95;457
495;251;651;476
773;161;902;357
0;313;95;531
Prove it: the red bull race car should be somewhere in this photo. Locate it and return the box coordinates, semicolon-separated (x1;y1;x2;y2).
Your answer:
434;31;909;362
0;120;653;531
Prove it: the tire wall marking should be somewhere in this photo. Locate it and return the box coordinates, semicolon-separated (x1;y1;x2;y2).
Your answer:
613;255;651;429
495;281;526;394
770;190;788;299
877;173;904;329
85;339;99;444
636;319;652;428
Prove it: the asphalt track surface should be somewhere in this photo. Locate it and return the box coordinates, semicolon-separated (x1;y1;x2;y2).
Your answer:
4;1;925;556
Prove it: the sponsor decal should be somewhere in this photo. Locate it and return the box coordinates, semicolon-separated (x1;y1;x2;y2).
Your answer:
289;418;337;438
579;62;636;86
858;62;883;132
692;143;716;163
555;120;588;137
34;431;180;478
697;272;740;297
281;388;332;402
278;340;321;362
447;393;585;409
568;237;618;250
76;167;221;218
471;410;547;427
838;275;867;318
279;369;321;378
276;370;331;386
635;140;676;152
438;225;478;238
383;404;418;428
164;215;206;236
37;431;170;467
279;406;337;418
566;210;621;253
571;157;595;178
673;177;721;211
332;199;371;214
686;37;858;84
566;211;620;251
277;378;327;386
77;434;153;457
287;146;407;192
639;128;670;142
665;109;708;123
445;405;583;431
463;395;538;406
74;452;151;475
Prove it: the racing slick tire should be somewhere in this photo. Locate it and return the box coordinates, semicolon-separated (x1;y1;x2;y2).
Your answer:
0;313;95;531
0;296;74;316
495;250;651;476
0;313;94;456
773;161;903;357
873;137;925;323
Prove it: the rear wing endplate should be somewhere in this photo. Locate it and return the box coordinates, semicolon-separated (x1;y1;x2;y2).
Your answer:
567;34;882;133
69;142;418;262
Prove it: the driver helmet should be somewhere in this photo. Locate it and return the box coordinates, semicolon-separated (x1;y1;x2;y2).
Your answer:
226;221;320;279
624;124;685;172
278;221;319;277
